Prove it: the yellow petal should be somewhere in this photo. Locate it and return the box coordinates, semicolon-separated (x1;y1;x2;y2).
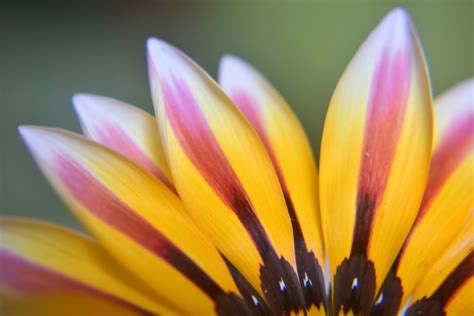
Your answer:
219;55;326;311
0;217;173;315
319;8;432;314
1;294;147;316
148;38;306;313
373;79;474;314
73;94;175;192
18;126;247;315
405;217;474;315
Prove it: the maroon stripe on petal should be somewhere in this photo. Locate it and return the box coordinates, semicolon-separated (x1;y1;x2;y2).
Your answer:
431;250;474;307
95;124;176;194
416;112;474;220
161;75;272;257
351;48;411;256
0;250;151;315
229;91;268;147
54;154;224;301
405;250;474;315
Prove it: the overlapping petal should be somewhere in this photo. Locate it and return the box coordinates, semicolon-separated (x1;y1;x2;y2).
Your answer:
373;79;474;314
219;55;326;310
148;38;306;313
319;8;433;314
18;126;246;315
73;94;175;192
405;216;474;315
0;218;173;315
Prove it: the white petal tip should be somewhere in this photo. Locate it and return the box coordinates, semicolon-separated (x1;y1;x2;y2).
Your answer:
147;38;176;61
72;93;97;112
147;38;187;80
386;7;410;23
18;125;50;152
218;54;261;89
373;7;413;49
18;125;38;140
219;54;245;69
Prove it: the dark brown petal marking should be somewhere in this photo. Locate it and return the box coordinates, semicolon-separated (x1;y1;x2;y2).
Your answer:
215;293;252;316
160;74;306;314
0;250;153;315
351;192;378;256
55;155;245;313
405;300;444;316
229;90;327;312
285;193;327;311
223;256;272;316
334;254;376;315
370;270;402;316
405;250;474;316
260;254;307;315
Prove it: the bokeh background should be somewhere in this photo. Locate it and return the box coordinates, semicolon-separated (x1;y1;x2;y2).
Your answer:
1;0;472;229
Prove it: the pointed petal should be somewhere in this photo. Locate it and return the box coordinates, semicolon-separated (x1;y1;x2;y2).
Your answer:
19;126;246;315
0;218;174;315
318;8;433;314
219;55;326;310
405;217;474;315
148;38;306;313
373;79;474;314
73;94;175;192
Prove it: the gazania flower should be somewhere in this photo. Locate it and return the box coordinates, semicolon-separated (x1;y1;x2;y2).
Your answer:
2;7;472;316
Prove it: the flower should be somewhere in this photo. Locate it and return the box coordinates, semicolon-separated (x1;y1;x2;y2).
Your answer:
2;7;472;316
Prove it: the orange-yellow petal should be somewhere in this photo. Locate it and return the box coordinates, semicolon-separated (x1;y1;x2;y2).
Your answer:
219;55;326;311
405;217;474;315
373;79;474;314
319;8;432;314
18;126;247;315
1;294;148;316
0;217;175;315
148;38;306;313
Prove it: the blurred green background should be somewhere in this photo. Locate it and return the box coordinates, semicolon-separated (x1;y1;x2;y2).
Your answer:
1;0;472;229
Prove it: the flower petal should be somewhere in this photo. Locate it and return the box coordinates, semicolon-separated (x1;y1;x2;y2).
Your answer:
18;126;248;315
373;79;474;314
433;78;474;147
318;8;433;314
73;94;175;192
148;38;306;313
0;218;174;315
219;55;326;310
405;216;474;315
1;295;147;316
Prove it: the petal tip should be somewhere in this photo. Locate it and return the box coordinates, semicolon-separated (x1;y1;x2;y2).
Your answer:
18;125;52;156
18;125;39;142
147;38;177;65
218;54;261;90
372;6;414;50
147;37;187;84
219;54;244;70
71;93;96;114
